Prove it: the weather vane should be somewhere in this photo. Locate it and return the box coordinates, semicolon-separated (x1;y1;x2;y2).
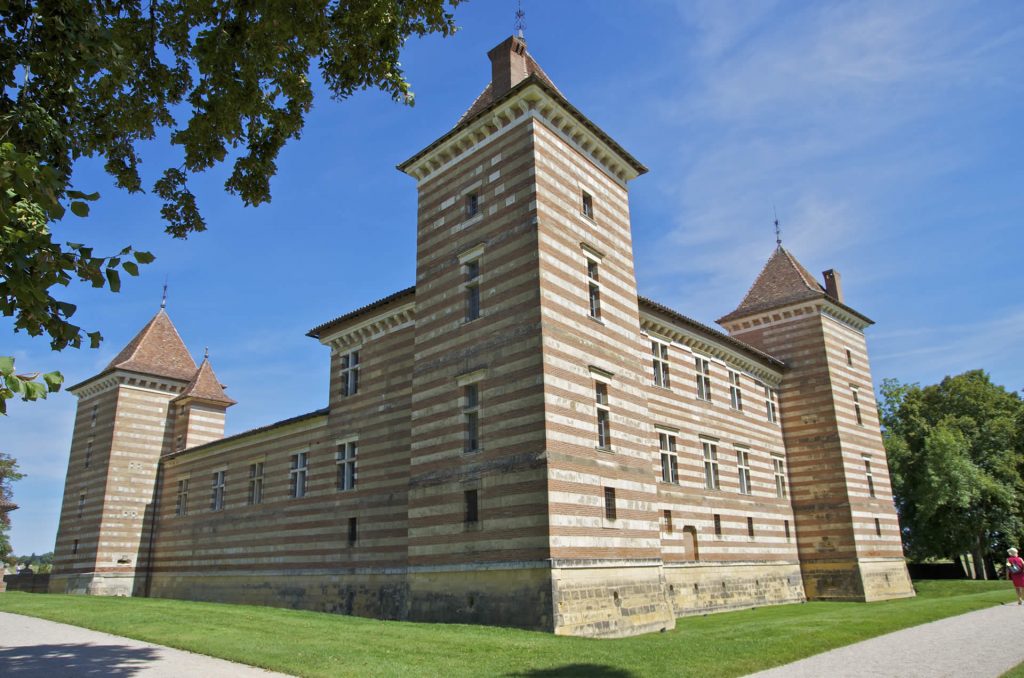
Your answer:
161;279;168;309
514;0;526;39
773;205;782;247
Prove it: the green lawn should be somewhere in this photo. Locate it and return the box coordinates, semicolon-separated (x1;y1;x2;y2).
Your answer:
0;580;1012;677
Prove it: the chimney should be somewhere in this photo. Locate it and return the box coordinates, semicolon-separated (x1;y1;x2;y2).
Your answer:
822;269;844;303
487;35;529;99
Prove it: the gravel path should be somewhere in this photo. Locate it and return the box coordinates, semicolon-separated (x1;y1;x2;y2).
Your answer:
0;611;294;677
747;602;1024;678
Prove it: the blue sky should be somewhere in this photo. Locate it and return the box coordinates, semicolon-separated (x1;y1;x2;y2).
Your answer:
4;1;1023;555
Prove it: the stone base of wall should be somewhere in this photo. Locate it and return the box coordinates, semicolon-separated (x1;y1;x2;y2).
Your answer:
859;558;915;601
664;561;806;616
550;560;676;638
48;572;135;596
407;563;553;631
801;558;915;601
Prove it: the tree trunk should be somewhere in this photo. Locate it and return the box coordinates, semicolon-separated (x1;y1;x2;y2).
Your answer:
974;535;989;581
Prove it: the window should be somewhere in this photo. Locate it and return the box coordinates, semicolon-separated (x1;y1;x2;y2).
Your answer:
85;438;93;468
465;193;479;218
761;382;778;423
846;348;853;366
175;479;189;516
587;258;601;320
90;403;98;428
464;259;481;322
289;452;309;499
713;513;722;537
864;457;875;497
176;434;184;451
702;440;720;490
747;517;755;539
348;517;358;546
659;433;679;484
77;492;85;518
784;519;791;542
210;470;225;511
595;383;610;450
336;442;357;491
72;539;79;555
663;510;673;534
773;455;787;499
728;370;743;410
248;462;264;505
852;387;863;425
604;487;617;521
463;384;480;453
340;350;359;396
736;449;752;495
465;489;479;524
581;190;594;219
695;357;711;401
875;518;882;537
651;340;671;388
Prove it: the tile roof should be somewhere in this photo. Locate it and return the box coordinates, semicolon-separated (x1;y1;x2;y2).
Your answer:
456;52;564;125
163;407;329;461
717;246;828;324
174;357;236;406
104;309;197;382
307;286;415;339
0;497;18;512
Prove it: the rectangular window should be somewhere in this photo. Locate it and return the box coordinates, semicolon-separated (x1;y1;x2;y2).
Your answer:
747;516;755;539
663;509;673;534
604;486;617;521
728;370;743;410
864;457;876;497
340;350;360;397
875;518;882;536
784;519;791;542
289;452;308;499
348;517;358;546
336;442;357;491
587;259;601;320
90;403;98;428
464;384;480;453
852;387;863;425
761;383;778;423
702;440;720;490
248;462;264;505
773;455;787;499
85;438;93;468
175;479;189;516
652;340;671;388
737;449;752;495
465;489;479;524
465;259;481;322
659;433;679;484
210;470;225;511
846;348;854;366
595;383;610;450
713;513;722;537
465;193;479;218
72;538;79;555
581;190;594;219
77;492;85;518
695;357;711;401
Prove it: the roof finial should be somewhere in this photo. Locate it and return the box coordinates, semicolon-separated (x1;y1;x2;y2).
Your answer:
514;0;526;40
161;278;168;309
204;346;209;360
773;204;782;248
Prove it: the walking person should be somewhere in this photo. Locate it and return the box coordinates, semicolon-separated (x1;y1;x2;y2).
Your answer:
1007;548;1024;605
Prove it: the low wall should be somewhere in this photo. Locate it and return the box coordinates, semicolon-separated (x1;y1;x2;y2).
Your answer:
3;573;50;593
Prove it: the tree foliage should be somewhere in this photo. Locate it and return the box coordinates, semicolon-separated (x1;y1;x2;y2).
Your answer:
0;452;24;561
880;370;1024;572
1;0;462;410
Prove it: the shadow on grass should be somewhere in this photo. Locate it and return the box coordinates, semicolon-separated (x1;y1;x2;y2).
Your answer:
507;665;636;678
0;643;161;676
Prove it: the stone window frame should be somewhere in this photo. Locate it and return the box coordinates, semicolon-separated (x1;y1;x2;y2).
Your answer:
658;430;679;484
581;190;594;220
336;437;358;492
289;451;309;499
851;385;864;426
695;356;712;402
456;369;487;454
210;468;226;511
247;460;265;505
651;337;671;389
736;447;752;496
459;243;486;324
175;477;190;517
758;381;779;423
863;455;876;498
701;438;721;491
339;348;361;397
772;454;788;499
728;369;743;411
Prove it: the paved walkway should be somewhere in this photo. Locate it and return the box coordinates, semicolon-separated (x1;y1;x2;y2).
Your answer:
0;611;294;677
748;602;1024;678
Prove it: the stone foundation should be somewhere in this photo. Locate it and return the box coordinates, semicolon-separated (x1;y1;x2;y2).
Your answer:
801;558;915;601
859;558;915;601
49;572;136;596
665;561;806;615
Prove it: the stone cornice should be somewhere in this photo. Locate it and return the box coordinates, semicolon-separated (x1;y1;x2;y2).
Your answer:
398;77;646;187
317;301;416;351
720;299;871;335
68;369;189;400
639;313;783;385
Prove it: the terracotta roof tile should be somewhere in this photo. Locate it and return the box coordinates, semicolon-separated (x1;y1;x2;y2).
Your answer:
307;286;415;339
717;247;827;324
175;358;236;406
0;498;18;512
105;309;197;382
457;53;564;125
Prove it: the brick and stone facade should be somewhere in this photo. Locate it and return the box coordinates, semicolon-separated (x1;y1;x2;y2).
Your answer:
49;35;913;636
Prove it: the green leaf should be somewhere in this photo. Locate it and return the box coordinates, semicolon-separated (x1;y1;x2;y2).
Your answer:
5;374;25;396
122;261;139;276
134;251;156;264
105;267;121;292
56;301;77;318
23;381;48;401
87;331;102;349
0;356;13;375
70;201;90;217
42;371;64;392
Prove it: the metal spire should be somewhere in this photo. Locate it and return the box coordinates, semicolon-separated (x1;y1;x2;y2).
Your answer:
161;279;168;309
204;346;209;360
514;0;526;39
773;205;782;248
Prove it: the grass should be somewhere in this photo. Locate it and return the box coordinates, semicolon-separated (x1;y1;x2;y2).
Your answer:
0;580;1013;677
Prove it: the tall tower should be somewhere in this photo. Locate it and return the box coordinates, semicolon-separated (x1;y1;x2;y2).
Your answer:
717;247;913;600
399;35;672;636
50;308;234;595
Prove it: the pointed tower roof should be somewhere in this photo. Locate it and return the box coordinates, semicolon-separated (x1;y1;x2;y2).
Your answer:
456;36;564;125
104;309;198;382
174;356;236;406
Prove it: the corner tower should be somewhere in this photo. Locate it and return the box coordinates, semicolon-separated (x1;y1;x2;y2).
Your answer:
718;247;913;601
50;307;234;595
